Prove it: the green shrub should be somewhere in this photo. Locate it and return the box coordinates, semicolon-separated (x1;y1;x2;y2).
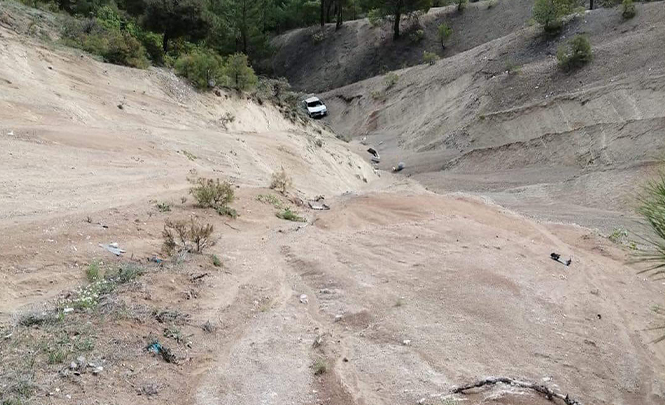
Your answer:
189;177;235;209
409;29;425;43
86;261;100;282
312;358;327;375
174;49;226;89
224;53;258;91
423;51;440;66
138;31;165;65
212;254;222;267
312;31;325;43
61;18;149;69
367;9;383;27
437;22;452;50
156;201;171;212
622;0;636;19
385;72;399;88
556;35;592;71
276;208;306;222
637;174;665;273
256;194;282;208
505;59;521;74
457;0;468;11
532;0;575;33
487;0;498;8
112;264;145;284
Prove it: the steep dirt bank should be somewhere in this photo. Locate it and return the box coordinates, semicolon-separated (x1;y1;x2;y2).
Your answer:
321;2;665;232
0;21;375;316
269;0;535;92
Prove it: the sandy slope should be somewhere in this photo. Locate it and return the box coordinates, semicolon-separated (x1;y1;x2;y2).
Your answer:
0;23;375;315
1;3;665;405
321;2;665;232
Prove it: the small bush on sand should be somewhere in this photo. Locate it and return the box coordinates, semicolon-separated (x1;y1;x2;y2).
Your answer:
505;59;521;75
367;9;383;27
163;219;214;255
61;18;149;69
212;254;222;267
256;194;282;208
437;22;452;50
409;29;425;43
385;72;399;88
156;201;171;212
636;174;665;273
532;0;575;34
276;208;306;222
270;168;292;195
225;53;258;91
622;0;636;19
312;358;327;375
423;51;440;66
174;49;226;89
556;35;592;71
189;177;235;216
86;261;100;282
487;0;498;8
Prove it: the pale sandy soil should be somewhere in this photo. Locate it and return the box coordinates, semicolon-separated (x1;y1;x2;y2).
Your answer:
1;6;665;405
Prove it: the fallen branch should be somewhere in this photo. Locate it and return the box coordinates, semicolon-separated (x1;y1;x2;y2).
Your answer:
452;377;583;405
224;222;240;231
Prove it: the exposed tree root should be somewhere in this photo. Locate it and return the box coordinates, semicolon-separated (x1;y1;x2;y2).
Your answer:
452;377;583;405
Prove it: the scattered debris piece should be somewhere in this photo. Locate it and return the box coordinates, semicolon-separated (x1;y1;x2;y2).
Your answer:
139;384;161;396
367;148;380;163
550;252;572;266
63;307;74;313
402;339;411;346
312;335;324;348
100;243;125;256
146;341;177;363
202;320;216;333
190;272;209;282
392;162;405;172
308;200;330;210
154;309;189;324
452;377;583;405
149;256;163;264
299;294;309;304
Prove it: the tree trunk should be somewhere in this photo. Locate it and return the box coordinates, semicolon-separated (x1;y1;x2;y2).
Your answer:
589;0;593;9
162;32;169;52
241;0;248;54
326;0;334;23
336;0;343;29
393;10;401;40
320;0;325;27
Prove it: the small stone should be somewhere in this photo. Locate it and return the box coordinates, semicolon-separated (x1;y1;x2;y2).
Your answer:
402;339;411;346
334;314;343;322
69;362;78;370
299;294;308;304
92;366;103;375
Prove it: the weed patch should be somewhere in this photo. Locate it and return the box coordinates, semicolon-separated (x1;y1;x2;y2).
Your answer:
276;208;306;222
270;168;292;195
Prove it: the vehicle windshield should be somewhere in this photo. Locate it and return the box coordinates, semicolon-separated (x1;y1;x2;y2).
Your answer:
307;100;323;107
